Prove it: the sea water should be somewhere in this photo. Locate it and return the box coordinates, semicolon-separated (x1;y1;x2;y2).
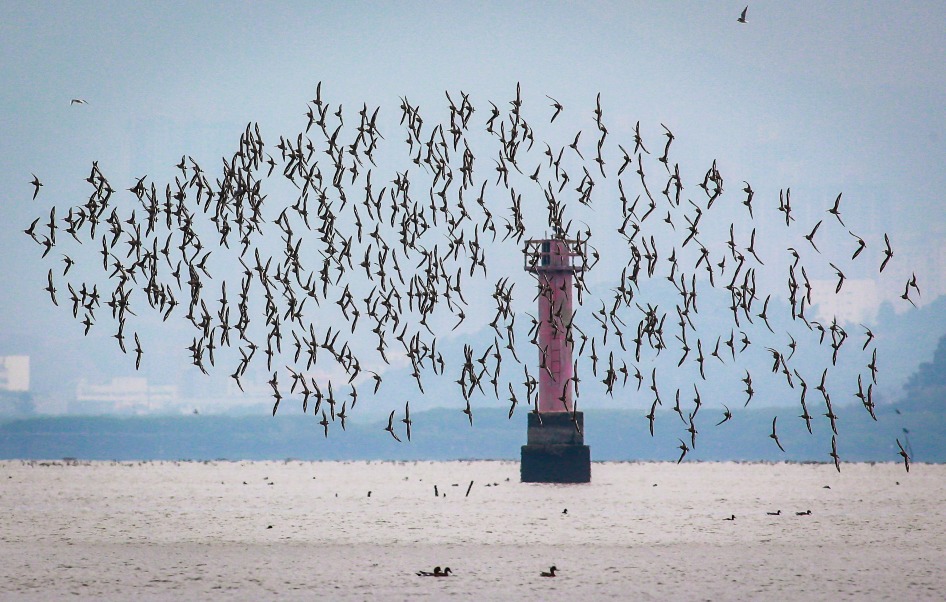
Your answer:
1;460;943;600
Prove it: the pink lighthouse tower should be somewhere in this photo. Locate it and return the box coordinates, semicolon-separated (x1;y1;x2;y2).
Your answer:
520;236;591;483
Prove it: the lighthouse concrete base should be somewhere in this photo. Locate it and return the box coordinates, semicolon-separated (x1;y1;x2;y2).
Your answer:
520;412;591;483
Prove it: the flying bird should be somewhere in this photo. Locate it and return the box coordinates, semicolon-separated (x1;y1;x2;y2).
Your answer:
62;255;75;276
737;6;748;23
23;217;41;241
830;435;840;472
716;404;732;426
827;193;845;225
385;409;401;442
676;438;689;464
134;333;143;370
849;231;866;260
20;84;911;461
320;410;330;437
44;269;58;306
769;416;785;452
646;400;657;436
546;96;563;122
402;400;412;441
861;325;875;350
70;98;89;105
804;220;823;253
829;263;845;294
896;437;910;472
901;279;917;308
30;174;43;199
880;234;893;272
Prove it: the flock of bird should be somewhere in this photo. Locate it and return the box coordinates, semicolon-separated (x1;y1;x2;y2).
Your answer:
26;81;915;471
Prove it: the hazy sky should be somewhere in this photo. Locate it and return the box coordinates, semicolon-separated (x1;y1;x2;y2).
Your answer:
2;2;945;415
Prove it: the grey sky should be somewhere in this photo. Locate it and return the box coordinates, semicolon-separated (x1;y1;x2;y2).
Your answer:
2;2;945;415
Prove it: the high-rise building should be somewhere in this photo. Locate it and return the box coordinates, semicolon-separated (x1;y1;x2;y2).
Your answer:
74;377;177;414
0;356;30;392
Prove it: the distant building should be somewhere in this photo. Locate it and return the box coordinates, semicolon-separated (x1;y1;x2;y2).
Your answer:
0;356;30;392
0;356;33;415
810;278;881;324
74;377;177;414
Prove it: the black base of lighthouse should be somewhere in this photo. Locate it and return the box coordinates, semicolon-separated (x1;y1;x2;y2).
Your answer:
520;412;590;483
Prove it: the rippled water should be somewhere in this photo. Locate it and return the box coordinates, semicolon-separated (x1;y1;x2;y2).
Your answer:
1;460;943;600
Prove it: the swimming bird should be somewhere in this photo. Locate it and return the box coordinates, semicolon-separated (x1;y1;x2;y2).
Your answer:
417;566;445;577
767;510;781;516
540;566;558;577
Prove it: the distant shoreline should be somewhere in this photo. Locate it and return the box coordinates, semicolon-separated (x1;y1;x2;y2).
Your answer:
0;458;929;467
0;406;941;463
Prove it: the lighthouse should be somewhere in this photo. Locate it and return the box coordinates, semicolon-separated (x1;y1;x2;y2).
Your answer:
520;237;591;483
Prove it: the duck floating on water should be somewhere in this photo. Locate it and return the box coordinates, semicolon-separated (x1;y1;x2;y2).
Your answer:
417;566;452;577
